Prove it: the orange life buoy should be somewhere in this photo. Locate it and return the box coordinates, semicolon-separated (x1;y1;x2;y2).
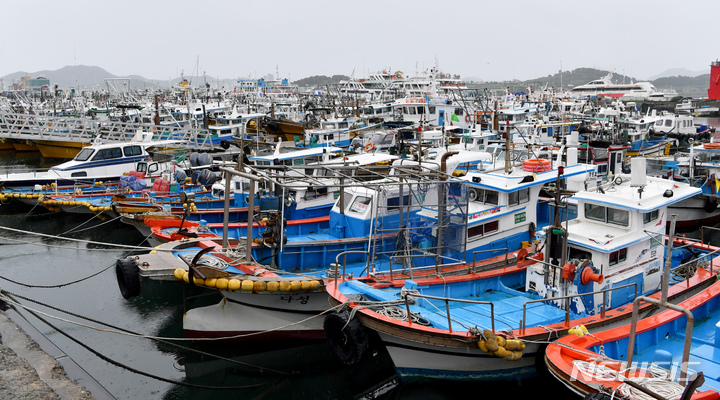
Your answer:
704;143;720;149
465;115;471;123
522;158;551;172
365;142;375;152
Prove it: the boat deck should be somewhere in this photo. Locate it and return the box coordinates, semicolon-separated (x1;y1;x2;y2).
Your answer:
342;280;576;332
594;292;720;391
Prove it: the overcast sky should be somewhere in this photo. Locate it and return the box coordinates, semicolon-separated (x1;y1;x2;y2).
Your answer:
1;0;717;82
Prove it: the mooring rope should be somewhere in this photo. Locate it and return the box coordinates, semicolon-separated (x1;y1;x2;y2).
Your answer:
0;290;296;376
0;293;274;390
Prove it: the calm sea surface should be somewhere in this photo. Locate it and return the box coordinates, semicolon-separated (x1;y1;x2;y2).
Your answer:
0;116;718;399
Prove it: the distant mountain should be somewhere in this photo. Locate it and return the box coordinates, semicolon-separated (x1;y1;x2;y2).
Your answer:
648;68;708;80
0;65;157;89
469;67;710;98
0;65;235;91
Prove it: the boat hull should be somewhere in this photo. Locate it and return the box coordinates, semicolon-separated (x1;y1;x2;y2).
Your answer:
183;293;329;340
34;140;90;159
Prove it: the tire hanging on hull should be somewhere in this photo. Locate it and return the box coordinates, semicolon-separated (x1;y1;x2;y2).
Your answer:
116;258;141;299
323;311;369;366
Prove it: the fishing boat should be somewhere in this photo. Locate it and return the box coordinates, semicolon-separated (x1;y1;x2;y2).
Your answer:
545;243;720;400
0;140;183;190
302;117;381;148
646;142;720;230
115;155;595;341
321;158;719;382
569;73;677;100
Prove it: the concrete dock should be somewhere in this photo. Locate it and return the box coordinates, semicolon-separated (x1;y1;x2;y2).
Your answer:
0;306;114;400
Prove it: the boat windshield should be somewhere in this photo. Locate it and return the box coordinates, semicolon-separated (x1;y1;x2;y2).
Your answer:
75;148;95;162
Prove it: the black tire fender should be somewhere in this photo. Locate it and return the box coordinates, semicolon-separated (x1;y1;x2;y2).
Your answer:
705;198;718;213
323;311;369;365
116;258;141;299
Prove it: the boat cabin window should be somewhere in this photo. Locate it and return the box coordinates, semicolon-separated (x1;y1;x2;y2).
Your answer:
348;196;371;214
508;188;530;206
643;210;659;224
387;195;411;212
75;148;95;162
468;188;499;205
123;145;143;156
341;191;353;210
468;220;499;238
609;248;627;266
567;246;592;262
304;187;328;200
92;147;123;161
584;203;629;227
71;171;88;177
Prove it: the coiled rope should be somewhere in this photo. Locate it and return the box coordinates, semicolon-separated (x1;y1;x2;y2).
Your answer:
571;360;686;400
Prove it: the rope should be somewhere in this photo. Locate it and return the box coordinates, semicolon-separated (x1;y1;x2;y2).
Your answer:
2;288;343;342
572;359;689;400
0;224;157;251
0;293;273;390
0;290;294;375
58;214;121;236
619;378;685;400
0;262;114;288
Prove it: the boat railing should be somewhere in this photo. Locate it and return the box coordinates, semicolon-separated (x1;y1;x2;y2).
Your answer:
472;248;511;273
0;112;219;150
331;250;371;285
520;282;638;334
386;254;466;281
401;291;496;333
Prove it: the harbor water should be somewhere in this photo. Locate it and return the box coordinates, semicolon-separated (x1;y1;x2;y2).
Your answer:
0;117;718;399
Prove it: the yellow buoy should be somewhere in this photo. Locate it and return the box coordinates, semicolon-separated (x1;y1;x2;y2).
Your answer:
309;280;322;290
267;281;279;292
216;278;229;290
496;336;506;347
300;280;311;290
483;329;496;339
193;277;204;286
253;281;267;291
205;278;217;288
477;340;488;352
241;280;254;291
279;281;292;291
173;268;185;280
495;347;508;358
289;280;300;291
228;279;241;290
485;338;499;352
182;272;190;283
505;340;518;351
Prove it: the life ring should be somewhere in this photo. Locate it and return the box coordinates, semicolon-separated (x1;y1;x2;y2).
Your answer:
465;115;471;123
323;311;370;365
365;142;375;152
116;258;141;299
468;188;478;201
704;143;720;149
522;158;551;172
